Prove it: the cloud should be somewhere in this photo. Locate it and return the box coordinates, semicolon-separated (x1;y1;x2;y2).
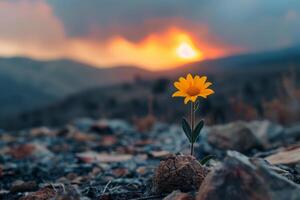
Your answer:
48;0;300;51
0;0;299;70
0;0;66;57
0;0;238;70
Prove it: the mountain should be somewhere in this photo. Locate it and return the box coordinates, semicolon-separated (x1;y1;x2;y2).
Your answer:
0;57;151;117
163;45;300;76
3;46;300;130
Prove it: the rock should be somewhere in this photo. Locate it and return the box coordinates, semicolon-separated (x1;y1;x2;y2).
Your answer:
10;180;38;193
112;168;129;177
149;150;171;159
163;190;194;200
248;120;284;148
20;186;56;200
30;127;53;137
9;144;36;159
207;121;260;152
69;131;96;142
76;151;133;163
100;135;117;146
265;145;300;165
136;166;147;175
197;151;300;200
153;155;209;194
8;143;53;160
134;115;156;132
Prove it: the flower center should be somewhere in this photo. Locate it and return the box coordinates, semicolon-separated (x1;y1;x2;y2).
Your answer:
186;86;200;96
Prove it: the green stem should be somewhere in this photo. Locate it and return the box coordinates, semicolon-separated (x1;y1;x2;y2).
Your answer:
190;102;195;156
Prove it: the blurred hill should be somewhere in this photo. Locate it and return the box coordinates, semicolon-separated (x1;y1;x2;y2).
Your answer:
2;46;300;130
0;57;151;117
0;46;300;129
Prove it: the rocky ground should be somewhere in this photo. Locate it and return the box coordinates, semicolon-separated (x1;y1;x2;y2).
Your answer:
1;118;300;199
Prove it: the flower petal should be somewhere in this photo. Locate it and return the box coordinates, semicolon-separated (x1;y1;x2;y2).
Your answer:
186;74;193;83
204;82;212;88
191;96;197;102
199;76;207;85
195;76;207;89
172;91;186;97
194;75;200;86
201;89;215;96
174;82;184;91
184;96;190;104
179;77;189;89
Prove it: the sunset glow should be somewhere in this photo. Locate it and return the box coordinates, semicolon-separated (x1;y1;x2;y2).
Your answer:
0;0;238;70
176;42;201;60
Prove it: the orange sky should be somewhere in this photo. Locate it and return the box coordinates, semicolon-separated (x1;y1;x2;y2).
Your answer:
0;0;241;70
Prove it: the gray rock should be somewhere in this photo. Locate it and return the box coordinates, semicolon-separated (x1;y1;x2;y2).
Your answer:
247;120;284;148
207;121;261;152
197;151;300;200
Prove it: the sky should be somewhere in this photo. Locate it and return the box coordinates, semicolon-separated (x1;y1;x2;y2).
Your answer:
0;0;299;70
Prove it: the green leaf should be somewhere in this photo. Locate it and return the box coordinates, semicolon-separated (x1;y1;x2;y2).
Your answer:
192;119;204;143
182;118;192;143
199;155;215;165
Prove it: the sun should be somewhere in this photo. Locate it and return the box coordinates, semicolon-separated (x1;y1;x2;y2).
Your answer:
176;42;200;59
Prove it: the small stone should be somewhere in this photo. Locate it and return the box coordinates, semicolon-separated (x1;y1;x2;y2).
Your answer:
30;127;53;137
163;190;194;200
66;173;78;181
20;186;56;200
9;144;36;159
265;145;300;165
70;131;96;142
76;151;133;163
112;168;129;177
149;150;171;159
8;143;53;160
153;154;209;194
10;181;38;193
100;135;117;146
136;166;147;175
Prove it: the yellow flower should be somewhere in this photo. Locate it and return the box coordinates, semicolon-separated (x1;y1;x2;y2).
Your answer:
172;73;214;104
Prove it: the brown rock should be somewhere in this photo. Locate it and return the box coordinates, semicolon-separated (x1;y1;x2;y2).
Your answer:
265;145;300;165
20;186;56;200
134;115;156;132
153;155;209;193
207;121;260;152
71;131;96;142
112;168;129;177
100;135;117;146
9;144;36;159
10;180;38;193
30;127;53;137
136;166;147;175
163;190;194;200
8;143;53;160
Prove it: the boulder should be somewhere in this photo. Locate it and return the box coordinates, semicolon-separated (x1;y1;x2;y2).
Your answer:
197;151;300;200
248;120;284;148
153;155;209;194
207;121;260;152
